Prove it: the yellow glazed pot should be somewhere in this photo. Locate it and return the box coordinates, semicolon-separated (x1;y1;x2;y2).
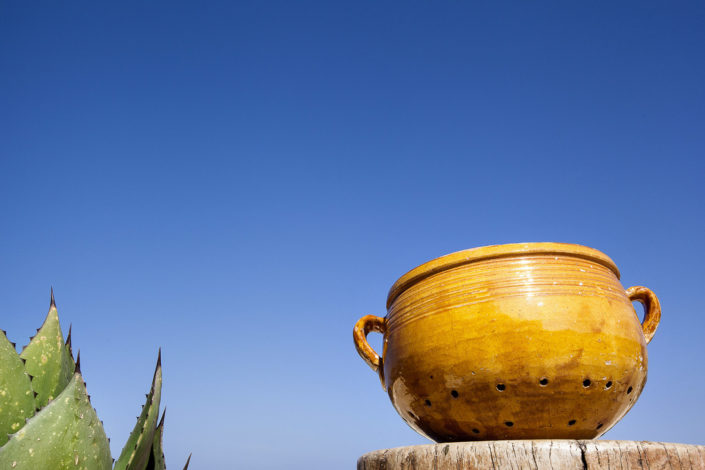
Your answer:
353;243;660;442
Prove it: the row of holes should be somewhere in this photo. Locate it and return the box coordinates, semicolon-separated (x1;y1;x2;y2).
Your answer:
424;383;633;404
461;385;631;395
489;419;604;429
411;377;633;434
410;412;606;432
418;408;602;430
497;378;629;390
430;375;633;393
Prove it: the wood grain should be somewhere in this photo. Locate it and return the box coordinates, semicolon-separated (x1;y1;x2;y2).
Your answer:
357;440;705;469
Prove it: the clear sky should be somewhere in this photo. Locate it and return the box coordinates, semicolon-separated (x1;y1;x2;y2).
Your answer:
1;1;703;468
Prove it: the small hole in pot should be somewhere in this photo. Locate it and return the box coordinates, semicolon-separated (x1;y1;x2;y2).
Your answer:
425;399;432;407
505;421;514;427
429;375;434;379
496;383;506;391
583;379;591;388
627;386;633;394
472;428;480;434
539;378;549;386
568;419;576;426
605;381;613;389
596;423;603;430
451;390;459;398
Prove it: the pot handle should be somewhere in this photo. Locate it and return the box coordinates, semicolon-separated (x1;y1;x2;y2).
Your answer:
626;286;661;344
353;315;386;388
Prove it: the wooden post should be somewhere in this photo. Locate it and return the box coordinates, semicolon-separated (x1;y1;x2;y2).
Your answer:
358;440;705;469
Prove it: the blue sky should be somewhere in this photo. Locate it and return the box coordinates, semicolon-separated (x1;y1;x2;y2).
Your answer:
1;1;704;468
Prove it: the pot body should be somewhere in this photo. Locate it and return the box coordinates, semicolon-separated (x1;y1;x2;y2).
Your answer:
354;243;660;442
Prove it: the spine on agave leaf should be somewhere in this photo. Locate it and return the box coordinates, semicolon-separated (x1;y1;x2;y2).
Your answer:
62;324;76;385
0;291;190;470
113;351;163;470
145;411;166;470
114;357;191;470
145;411;192;470
19;292;74;409
0;368;112;469
0;330;35;446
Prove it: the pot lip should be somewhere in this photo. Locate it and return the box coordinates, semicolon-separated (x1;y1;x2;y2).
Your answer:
386;242;620;308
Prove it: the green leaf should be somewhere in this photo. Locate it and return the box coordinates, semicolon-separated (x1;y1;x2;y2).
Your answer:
0;372;112;470
0;330;35;446
19;301;73;409
60;325;76;386
145;411;166;470
114;352;163;470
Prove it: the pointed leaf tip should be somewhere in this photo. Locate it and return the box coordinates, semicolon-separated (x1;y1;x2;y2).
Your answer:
61;324;76;383
21;302;72;409
183;454;192;470
157;408;166;429
151;349;162;384
75;350;81;374
115;355;162;470
50;287;55;308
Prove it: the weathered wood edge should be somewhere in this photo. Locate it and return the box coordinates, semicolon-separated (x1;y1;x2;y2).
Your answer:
357;440;705;469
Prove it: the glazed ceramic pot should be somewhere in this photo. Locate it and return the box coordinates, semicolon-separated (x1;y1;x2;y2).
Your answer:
353;243;660;442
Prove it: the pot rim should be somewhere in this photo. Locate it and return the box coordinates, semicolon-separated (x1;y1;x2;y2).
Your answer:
387;242;620;309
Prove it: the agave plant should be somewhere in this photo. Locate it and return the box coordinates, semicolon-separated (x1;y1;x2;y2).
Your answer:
0;291;191;470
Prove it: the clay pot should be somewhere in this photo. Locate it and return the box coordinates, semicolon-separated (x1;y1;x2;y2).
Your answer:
353;243;660;442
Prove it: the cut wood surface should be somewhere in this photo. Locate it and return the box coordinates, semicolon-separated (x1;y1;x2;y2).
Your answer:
358;440;705;469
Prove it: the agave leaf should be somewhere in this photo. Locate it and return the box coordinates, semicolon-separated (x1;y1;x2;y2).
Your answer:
0;372;112;470
144;411;166;470
61;324;76;385
183;454;191;470
19;298;73;409
114;351;163;470
0;330;35;446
